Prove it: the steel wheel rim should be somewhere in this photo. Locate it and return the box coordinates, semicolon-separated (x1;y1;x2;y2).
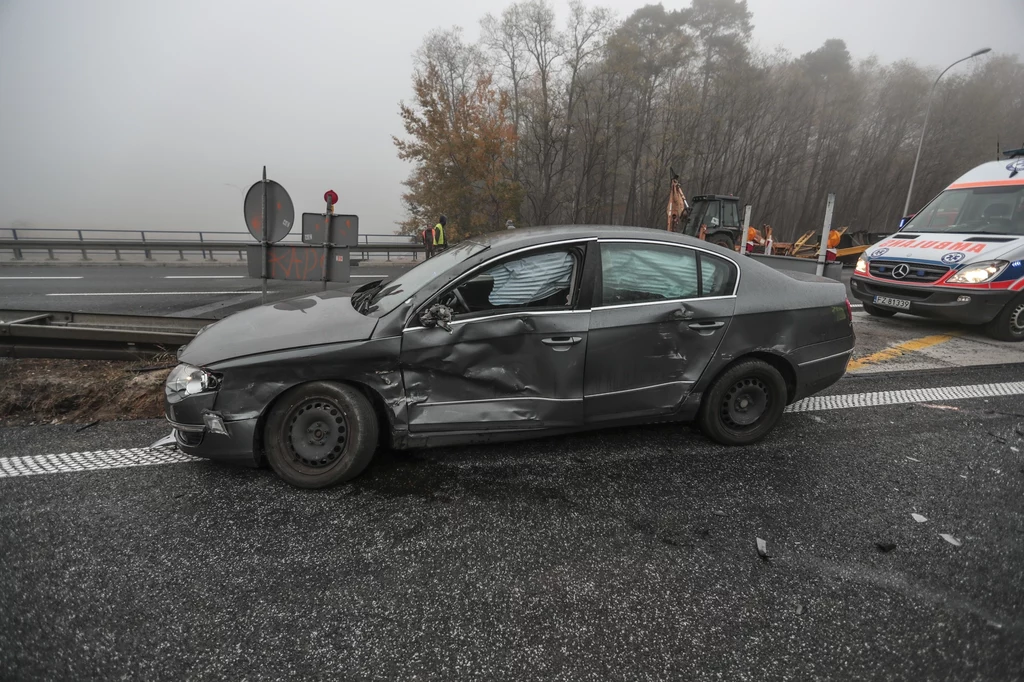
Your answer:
1010;303;1024;336
721;377;770;429
286;398;348;469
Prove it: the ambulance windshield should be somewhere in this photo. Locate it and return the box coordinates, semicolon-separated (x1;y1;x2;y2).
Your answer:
904;185;1024;235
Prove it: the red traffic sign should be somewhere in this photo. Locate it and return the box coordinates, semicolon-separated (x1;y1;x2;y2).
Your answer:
324;189;339;205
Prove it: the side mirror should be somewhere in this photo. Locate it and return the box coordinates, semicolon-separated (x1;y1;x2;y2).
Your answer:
419;303;454;333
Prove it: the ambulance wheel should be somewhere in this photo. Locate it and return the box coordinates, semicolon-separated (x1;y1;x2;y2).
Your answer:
862;303;897;318
984;295;1024;342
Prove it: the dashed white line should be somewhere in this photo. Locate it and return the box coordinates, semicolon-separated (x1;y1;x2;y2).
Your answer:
164;275;245;279
0;276;84;280
46;291;264;296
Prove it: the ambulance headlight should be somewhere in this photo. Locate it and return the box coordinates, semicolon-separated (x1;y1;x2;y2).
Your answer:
855;257;867;274
947;260;1008;284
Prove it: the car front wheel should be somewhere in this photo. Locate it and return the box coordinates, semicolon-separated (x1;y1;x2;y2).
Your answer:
984;294;1024;342
698;359;787;446
264;381;378;488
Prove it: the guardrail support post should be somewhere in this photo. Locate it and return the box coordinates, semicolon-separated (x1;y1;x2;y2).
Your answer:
199;233;208;261
78;230;90;261
202;233;216;261
141;231;154;261
11;229;23;260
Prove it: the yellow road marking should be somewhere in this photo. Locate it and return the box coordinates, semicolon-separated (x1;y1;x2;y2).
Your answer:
847;333;961;371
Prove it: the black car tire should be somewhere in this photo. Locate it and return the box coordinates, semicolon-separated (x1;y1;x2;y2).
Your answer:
862;303;897;318
698;359;787;446
264;381;378;488
709;234;734;251
984;294;1024;342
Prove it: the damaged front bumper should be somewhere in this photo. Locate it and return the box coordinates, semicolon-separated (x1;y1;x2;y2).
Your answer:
165;379;260;467
164;414;261;467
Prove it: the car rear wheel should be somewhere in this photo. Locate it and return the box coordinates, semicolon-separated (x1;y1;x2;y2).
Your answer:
264;381;378;488
698;359;787;446
862;303;897;318
984;294;1024;342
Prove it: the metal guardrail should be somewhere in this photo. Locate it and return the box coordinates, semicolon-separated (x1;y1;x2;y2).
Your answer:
0;228;425;262
0;309;211;360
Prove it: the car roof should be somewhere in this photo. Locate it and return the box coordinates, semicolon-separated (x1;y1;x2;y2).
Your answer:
466;224;718;252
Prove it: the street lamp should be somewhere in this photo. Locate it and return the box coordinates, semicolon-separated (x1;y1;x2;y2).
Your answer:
902;47;992;218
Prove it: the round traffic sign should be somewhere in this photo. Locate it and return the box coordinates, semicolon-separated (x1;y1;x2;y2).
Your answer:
244;180;295;243
324;189;339;205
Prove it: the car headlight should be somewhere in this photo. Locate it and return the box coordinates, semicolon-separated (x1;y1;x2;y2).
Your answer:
166;363;219;396
855;257;867;274
947;260;1008;284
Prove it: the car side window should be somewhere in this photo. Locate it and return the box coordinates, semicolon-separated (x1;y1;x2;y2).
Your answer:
699;253;738;297
439;247;578;316
600;243;700;305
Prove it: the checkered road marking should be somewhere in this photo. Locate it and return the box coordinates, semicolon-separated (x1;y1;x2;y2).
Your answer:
0;445;198;479
3;380;1024;479
785;381;1024;413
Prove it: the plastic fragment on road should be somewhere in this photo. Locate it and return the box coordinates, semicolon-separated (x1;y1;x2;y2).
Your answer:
713;510;727;517
911;513;927;523
906;456;920;462
75;420;100;433
756;537;769;559
939;534;962;547
918;403;960;411
1011;446;1020;453
795;604;804;615
876;542;896;552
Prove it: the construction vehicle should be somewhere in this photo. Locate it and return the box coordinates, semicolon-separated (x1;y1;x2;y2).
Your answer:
680;194;743;249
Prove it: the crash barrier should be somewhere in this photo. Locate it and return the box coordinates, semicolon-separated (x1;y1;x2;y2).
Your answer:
0;228;425;263
747;254;844;281
0;309;212;360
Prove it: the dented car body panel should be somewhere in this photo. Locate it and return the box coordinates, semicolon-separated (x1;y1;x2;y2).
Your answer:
165;225;854;465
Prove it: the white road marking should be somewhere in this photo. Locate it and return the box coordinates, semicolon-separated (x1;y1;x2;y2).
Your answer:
0;446;197;478
164;275;245;279
351;274;389;278
46;291;264;296
786;381;1024;413
5;381;1023;480
0;276;84;280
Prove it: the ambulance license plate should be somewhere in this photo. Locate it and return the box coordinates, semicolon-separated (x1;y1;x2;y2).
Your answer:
873;295;911;310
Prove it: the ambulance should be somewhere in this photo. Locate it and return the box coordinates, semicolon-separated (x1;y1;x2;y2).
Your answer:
851;149;1024;341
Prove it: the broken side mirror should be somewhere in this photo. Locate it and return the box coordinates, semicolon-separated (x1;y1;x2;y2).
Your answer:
419;303;454;333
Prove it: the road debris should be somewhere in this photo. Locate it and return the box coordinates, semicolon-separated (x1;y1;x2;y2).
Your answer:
74;420;100;433
756;537;770;560
912;513;928;523
713;510;727;517
876;542;897;553
795;604;804;615
939;534;962;547
906;456;920;462
919;403;960;411
1011;446;1019;453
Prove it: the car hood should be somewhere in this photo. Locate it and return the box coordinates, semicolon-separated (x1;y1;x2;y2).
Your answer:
178;291;378;366
866;233;1024;266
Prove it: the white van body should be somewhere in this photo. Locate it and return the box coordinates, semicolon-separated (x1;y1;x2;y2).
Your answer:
851;154;1024;340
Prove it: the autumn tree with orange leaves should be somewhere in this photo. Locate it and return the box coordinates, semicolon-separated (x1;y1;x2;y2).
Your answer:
394;49;521;241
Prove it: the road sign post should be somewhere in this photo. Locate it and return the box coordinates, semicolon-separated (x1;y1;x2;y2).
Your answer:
816;193;836;277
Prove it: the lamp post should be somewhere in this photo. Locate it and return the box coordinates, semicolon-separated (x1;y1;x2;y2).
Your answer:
902;47;991;218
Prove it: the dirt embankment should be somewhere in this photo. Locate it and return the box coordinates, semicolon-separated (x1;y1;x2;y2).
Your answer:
0;359;171;426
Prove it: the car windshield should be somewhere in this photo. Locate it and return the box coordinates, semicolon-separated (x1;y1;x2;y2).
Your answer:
903;186;1024;235
354;241;488;316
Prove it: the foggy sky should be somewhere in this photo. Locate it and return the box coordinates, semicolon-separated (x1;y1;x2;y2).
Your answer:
1;0;1021;237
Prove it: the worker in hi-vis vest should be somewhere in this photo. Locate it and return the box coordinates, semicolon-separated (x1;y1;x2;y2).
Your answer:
433;214;447;250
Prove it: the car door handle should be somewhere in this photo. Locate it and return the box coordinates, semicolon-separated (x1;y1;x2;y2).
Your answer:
542;336;582;350
688;321;725;331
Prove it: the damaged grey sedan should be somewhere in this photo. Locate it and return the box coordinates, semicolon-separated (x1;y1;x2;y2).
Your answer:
164;226;855;488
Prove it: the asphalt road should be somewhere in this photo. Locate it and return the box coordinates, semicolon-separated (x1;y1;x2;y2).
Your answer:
2;363;1024;680
0;263;407;318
